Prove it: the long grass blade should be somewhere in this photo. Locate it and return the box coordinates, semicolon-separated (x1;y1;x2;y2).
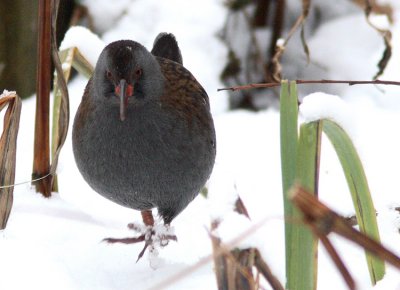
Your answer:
288;121;322;290
322;119;385;284
279;80;300;288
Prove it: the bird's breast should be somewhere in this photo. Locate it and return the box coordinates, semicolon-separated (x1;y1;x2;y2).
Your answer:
72;100;215;210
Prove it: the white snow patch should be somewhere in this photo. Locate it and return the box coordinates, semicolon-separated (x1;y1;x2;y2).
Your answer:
368;14;391;30
1;89;17;97
59;26;105;67
276;38;285;47
207;164;238;221
300;92;355;135
61;62;70;71
81;0;131;34
370;267;400;290
217;212;267;250
142;223;176;269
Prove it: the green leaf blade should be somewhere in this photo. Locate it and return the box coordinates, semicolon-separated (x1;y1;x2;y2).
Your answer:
286;121;322;290
280;80;299;278
281;81;320;290
322;119;385;284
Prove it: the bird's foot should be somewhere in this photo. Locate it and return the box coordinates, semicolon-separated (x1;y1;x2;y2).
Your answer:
103;223;177;262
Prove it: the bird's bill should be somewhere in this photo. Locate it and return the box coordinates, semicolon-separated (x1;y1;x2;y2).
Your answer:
117;79;133;121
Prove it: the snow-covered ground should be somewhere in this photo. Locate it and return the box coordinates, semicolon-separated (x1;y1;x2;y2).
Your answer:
1;1;400;289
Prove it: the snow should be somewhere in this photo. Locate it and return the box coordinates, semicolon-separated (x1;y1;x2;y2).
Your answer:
59;26;105;67
299;92;354;131
368;14;392;30
1;1;400;289
206;164;238;221
1;89;17;98
81;0;131;34
307;14;382;81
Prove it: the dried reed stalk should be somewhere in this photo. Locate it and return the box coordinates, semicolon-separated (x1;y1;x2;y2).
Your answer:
0;91;22;229
32;0;52;197
211;196;284;290
291;185;400;289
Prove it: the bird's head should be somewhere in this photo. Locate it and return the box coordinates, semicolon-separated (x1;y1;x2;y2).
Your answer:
93;40;164;121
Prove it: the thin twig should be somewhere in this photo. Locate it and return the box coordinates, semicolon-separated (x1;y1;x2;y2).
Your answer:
363;0;393;79
268;0;310;81
0;173;52;189
254;249;285;290
218;79;400;92
311;226;355;290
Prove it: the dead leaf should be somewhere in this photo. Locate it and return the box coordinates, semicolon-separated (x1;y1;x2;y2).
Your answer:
0;91;22;229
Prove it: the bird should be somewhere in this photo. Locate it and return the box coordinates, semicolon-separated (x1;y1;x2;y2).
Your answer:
72;33;216;260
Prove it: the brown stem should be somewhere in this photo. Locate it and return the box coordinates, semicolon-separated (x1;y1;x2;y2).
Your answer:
267;0;285;67
254;249;285;290
313;228;355;290
291;185;400;269
218;79;400;92
252;0;270;27
210;220;228;290
32;0;52;197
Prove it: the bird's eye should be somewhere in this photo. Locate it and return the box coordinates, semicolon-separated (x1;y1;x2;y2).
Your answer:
135;68;142;77
106;71;112;79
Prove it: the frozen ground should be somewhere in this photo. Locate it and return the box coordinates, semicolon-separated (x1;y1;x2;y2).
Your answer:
1;1;400;289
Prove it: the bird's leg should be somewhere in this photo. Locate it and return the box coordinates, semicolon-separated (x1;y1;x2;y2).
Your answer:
136;211;177;261
142;209;155;226
157;223;178;247
103;210;177;262
135;210;155;261
102;210;153;246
